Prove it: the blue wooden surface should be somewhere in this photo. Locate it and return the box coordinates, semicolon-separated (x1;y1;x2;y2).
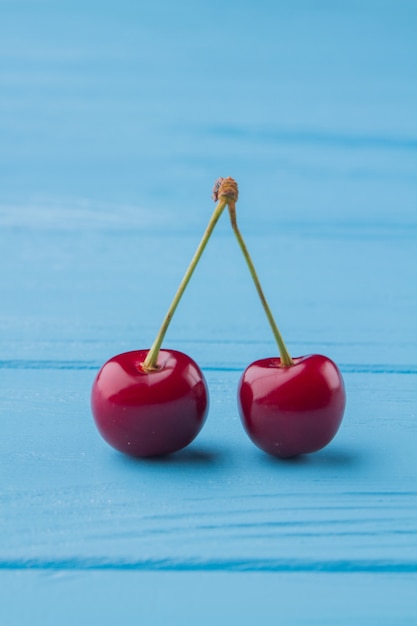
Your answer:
1;1;417;624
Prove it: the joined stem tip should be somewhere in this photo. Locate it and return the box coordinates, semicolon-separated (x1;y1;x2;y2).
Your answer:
212;177;239;203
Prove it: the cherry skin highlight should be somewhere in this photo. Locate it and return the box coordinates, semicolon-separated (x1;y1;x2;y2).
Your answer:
238;354;346;458
91;349;209;458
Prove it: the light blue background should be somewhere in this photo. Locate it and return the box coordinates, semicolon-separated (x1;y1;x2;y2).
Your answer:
1;1;417;624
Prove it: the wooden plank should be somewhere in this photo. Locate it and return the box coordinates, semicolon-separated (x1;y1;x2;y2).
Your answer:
1;367;416;569
1;572;417;626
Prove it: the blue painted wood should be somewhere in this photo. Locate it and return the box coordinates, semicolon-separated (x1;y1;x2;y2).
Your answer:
1;572;417;626
1;0;417;623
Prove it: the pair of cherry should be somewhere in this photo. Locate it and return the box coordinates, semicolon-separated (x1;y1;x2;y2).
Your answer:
91;178;346;459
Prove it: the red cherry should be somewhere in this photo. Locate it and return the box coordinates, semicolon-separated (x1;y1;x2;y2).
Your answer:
90;181;233;458
91;349;209;458
238;354;346;458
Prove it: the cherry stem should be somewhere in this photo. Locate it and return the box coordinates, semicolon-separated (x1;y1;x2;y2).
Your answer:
227;196;294;367
142;196;228;371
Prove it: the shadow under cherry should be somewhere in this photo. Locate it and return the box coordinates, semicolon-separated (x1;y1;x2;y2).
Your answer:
260;445;361;469
114;444;223;469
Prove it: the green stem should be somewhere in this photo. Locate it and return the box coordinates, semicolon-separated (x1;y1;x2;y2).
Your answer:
228;200;294;367
142;197;228;370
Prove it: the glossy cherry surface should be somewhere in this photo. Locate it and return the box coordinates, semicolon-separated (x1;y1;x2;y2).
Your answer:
238;354;346;458
91;349;209;457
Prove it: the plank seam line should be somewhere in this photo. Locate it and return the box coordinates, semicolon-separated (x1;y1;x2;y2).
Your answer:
2;559;417;573
0;360;416;374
